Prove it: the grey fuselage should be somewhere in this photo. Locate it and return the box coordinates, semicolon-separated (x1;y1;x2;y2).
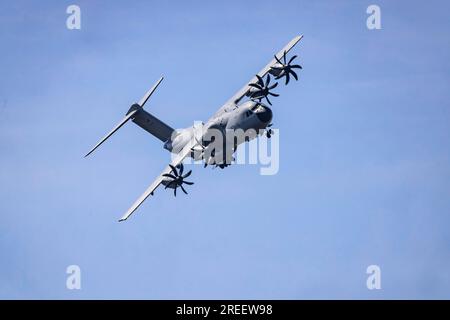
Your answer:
163;100;273;159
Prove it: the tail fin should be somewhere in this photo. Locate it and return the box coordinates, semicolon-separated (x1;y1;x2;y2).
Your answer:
84;77;165;157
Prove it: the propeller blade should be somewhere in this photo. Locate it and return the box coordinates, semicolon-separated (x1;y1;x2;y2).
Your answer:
256;75;264;86
180;185;188;194
291;70;298;81
182;170;192;179
291;64;302;69
288;55;298;65
268;92;279;97
274;54;283;65
169;164;178;177
178;163;184;176
268;82;278;90
162;173;177;179
283;50;287;64
265;74;271;86
285;72;290;85
249;83;263;90
174;187;177;197
184;181;194;185
265;96;272;106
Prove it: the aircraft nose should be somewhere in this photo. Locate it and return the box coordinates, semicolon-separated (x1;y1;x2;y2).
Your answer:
256;106;273;123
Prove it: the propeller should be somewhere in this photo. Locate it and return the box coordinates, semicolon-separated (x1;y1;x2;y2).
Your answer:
215;163;230;169
270;51;302;85
190;137;211;168
162;163;194;196
248;74;279;105
250;98;267;110
266;123;274;138
204;148;217;168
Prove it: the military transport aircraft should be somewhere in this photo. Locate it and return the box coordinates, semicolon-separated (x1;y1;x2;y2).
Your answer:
85;35;303;221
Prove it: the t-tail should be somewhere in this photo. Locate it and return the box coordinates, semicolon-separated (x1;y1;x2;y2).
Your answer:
84;76;175;157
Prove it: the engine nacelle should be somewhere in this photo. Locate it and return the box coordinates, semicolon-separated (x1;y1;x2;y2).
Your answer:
163;127;194;153
268;63;285;77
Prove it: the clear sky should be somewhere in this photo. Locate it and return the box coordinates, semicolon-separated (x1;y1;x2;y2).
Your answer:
1;0;450;299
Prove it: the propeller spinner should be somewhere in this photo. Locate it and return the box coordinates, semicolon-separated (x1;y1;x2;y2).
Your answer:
247;74;279;105
269;50;302;85
162;163;194;196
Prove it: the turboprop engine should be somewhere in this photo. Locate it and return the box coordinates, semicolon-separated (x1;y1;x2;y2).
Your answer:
163;127;195;153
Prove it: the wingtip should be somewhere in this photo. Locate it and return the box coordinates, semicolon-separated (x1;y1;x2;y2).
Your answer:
84;148;94;158
118;212;130;222
118;211;132;222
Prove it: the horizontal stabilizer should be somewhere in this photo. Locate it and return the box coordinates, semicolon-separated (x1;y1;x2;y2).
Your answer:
84;109;138;157
84;76;164;157
139;77;164;107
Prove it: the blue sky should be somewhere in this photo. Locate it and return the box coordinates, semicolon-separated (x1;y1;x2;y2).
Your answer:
1;0;450;299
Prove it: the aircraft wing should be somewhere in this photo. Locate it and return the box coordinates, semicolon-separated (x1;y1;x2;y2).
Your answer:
118;137;198;221
222;35;303;108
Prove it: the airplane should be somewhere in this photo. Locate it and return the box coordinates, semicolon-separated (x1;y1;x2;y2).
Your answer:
85;35;303;221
